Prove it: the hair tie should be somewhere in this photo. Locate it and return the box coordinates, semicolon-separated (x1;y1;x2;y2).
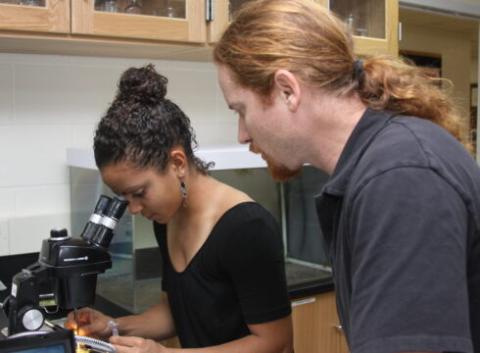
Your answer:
353;59;365;86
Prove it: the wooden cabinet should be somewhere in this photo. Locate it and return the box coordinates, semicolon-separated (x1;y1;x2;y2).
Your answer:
0;0;210;60
0;0;69;33
0;0;397;59
0;0;206;43
72;0;206;43
291;291;349;353
207;0;398;56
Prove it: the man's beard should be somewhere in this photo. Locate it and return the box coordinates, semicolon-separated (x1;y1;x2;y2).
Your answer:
249;143;301;181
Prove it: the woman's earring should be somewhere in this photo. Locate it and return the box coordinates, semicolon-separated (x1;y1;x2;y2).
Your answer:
180;180;187;206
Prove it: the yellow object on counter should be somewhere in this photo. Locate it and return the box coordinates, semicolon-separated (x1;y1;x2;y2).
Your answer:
76;344;91;353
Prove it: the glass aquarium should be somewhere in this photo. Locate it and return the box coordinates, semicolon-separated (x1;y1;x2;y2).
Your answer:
70;165;332;313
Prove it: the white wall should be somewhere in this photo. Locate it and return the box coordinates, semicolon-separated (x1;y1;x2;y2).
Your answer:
0;53;237;255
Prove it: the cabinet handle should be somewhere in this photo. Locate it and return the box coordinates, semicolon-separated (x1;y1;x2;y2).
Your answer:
206;0;214;22
334;324;343;333
291;297;316;307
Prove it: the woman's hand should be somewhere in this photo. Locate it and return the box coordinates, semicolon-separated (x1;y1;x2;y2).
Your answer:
64;307;113;339
110;336;168;353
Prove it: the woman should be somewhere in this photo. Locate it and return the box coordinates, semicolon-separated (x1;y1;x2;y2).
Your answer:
213;1;480;353
66;64;293;353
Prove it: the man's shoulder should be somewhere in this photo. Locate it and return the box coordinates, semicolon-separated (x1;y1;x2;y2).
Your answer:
351;115;434;183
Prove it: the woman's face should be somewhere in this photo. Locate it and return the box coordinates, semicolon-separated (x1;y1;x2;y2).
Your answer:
100;160;183;224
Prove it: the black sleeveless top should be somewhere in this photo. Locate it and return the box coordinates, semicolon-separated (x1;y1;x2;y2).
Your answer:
154;202;291;348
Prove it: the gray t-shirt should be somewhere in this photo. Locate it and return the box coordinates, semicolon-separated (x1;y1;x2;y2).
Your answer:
316;109;480;353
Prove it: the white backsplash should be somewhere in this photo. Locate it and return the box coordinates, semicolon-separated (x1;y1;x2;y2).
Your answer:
0;53;238;255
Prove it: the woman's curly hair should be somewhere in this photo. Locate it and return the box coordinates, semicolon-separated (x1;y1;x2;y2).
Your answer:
94;64;212;173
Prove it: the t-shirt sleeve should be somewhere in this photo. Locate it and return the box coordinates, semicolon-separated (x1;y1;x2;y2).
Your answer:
348;167;472;353
219;208;292;324
153;222;169;292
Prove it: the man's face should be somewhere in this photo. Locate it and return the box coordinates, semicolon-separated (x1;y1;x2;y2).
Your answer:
217;65;301;181
249;143;300;181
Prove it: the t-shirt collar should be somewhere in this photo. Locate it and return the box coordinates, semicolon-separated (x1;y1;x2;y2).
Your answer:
322;108;397;196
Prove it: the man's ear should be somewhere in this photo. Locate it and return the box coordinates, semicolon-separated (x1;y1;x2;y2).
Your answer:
273;69;301;111
169;147;187;177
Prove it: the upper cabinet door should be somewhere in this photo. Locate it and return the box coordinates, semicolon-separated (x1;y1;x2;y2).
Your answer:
329;0;398;56
72;0;207;43
208;0;397;56
210;0;324;43
0;0;69;33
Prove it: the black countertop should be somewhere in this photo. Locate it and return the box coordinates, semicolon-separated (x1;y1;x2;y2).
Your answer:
288;275;334;300
0;254;334;333
284;260;334;299
0;273;333;340
0;275;334;340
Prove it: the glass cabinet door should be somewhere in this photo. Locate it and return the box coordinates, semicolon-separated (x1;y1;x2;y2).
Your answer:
208;0;248;42
0;0;45;6
209;0;324;42
208;0;397;56
72;0;206;43
93;0;185;19
330;0;398;56
330;0;385;39
0;0;69;33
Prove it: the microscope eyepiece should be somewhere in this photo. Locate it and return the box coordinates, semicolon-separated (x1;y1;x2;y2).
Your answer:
91;197;129;249
104;197;129;221
94;195;112;213
80;195;112;242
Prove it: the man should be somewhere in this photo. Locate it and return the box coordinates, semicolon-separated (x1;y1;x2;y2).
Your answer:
214;1;480;353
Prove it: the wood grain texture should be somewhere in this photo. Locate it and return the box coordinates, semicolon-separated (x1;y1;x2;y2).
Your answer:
291;291;349;353
0;0;69;33
71;0;206;43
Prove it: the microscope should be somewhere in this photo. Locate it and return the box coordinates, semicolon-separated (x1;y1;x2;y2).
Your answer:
1;195;128;336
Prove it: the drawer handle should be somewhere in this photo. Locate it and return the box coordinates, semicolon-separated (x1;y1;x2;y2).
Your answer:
334;324;343;332
291;297;316;307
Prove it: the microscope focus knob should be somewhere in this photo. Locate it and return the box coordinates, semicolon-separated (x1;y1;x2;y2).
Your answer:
50;228;69;240
20;307;44;331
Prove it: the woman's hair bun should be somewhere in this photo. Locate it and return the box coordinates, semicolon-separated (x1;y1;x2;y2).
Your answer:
117;64;168;105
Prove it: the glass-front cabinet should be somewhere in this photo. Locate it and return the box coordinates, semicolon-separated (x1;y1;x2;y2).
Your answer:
208;0;326;43
0;0;398;58
208;0;398;56
0;0;69;33
72;0;206;43
330;0;398;56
